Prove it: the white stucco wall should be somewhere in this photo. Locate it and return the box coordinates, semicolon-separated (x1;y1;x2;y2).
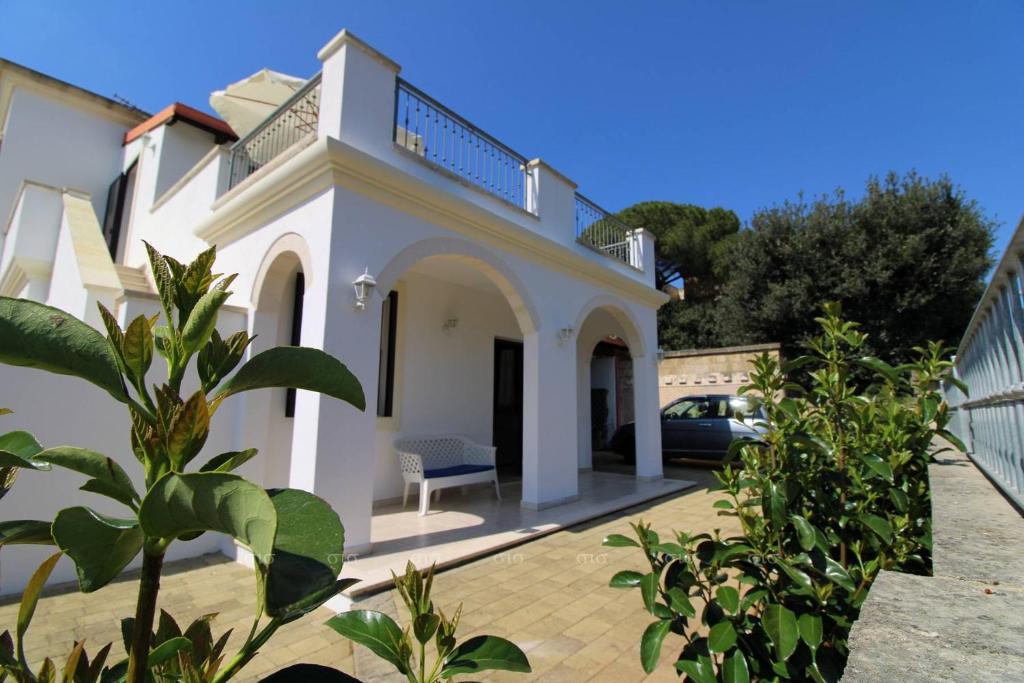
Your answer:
372;269;521;501
0;89;126;227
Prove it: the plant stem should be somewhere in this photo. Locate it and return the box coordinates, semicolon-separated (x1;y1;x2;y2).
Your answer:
127;549;165;683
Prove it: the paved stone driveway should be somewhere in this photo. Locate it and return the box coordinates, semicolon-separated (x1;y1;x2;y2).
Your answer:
0;461;735;681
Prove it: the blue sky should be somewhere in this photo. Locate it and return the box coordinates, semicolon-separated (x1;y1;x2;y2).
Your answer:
3;1;1022;255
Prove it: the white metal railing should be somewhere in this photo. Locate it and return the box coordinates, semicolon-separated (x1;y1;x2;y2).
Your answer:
944;217;1024;510
226;73;321;190
575;193;641;269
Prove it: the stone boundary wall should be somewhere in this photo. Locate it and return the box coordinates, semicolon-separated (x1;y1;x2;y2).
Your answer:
843;444;1024;681
657;342;781;405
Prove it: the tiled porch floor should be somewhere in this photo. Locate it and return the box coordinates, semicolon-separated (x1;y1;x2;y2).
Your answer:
0;458;729;681
340;468;696;599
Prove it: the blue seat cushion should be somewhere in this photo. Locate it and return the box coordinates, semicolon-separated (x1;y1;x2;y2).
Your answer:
423;464;494;479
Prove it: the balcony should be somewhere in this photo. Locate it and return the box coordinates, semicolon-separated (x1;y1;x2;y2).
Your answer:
215;39;649;279
226;73;322;190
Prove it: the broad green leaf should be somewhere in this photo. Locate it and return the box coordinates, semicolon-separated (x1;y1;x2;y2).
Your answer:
147;637;191;668
640;571;659;614
166;391;209;467
180;289;230;356
34;447;138;507
122;315;153;383
667;587;696;617
263;488;345;618
413;613;440;645
938;428;967;452
722;649;750;683
0;298;126;402
609;570;644;588
199;449;257;474
326;611;408;675
145;242;177;329
214;347;365;411
52;507;143;592
790;515;817;552
17;552;62;666
0;451;45;472
823;556;856;592
0;430;44;461
441;635;530;677
640;620;671;673
762;604;798;661
777;561;815;595
764;481;787;528
676;654;716;683
0;521;54;546
260;665;361;682
889;488;909;513
861;454;893;482
798;613;823;651
861;514;893;544
858;356;900;384
713;499;735;510
601;533;639;548
138;472;276;560
708;620;737;653
716;586;740;614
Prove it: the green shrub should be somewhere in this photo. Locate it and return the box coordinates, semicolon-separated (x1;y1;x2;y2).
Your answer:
0;244;365;682
605;303;965;682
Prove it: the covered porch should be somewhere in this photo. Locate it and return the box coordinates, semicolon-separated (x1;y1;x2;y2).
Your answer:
337;469;695;603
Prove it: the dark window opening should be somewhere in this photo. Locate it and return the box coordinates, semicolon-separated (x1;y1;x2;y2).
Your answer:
284;271;304;417
101;161;137;260
377;290;399;417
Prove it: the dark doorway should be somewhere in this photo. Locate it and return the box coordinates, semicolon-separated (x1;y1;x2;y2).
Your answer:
492;339;523;475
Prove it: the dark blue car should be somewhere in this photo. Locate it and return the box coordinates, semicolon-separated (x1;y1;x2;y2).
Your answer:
610;394;767;463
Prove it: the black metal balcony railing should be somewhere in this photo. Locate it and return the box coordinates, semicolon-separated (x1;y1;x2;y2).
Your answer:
393;79;530;211
575;193;636;267
227;73;322;190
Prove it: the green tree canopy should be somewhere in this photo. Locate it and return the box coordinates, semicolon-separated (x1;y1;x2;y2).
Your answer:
717;171;994;363
616;202;741;349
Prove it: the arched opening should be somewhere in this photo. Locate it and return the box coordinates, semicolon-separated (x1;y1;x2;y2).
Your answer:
576;299;649;478
370;244;538;511
250;247;307;489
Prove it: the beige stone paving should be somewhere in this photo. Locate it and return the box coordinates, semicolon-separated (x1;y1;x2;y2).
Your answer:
0;462;736;681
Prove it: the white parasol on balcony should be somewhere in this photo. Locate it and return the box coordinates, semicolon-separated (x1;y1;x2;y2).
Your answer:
210;69;306;138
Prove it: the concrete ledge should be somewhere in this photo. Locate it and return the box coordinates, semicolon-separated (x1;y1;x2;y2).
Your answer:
844;446;1024;681
521;494;580;511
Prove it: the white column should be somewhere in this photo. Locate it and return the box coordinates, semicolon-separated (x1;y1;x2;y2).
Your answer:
632;351;663;481
317;29;401;158
576;352;593;469
521;328;578;509
288;266;381;556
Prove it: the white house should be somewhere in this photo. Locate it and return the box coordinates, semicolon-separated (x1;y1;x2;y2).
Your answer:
0;30;671;598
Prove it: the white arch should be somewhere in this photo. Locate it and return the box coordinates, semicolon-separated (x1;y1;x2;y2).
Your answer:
573;294;648;358
250;232;313;307
376;236;540;335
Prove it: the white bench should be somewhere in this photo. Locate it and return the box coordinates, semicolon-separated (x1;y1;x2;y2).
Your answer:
395;435;501;515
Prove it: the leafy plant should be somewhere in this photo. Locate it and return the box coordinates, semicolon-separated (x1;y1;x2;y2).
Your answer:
0;244;365;682
606;303;965;681
324;562;531;682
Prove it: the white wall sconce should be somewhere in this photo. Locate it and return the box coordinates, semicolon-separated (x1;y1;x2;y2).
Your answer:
352;268;376;310
556;327;575;344
656;347;666;362
442;317;459;334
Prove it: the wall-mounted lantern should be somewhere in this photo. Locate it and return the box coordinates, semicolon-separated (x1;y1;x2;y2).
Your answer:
557;327;575;344
442;317;459;334
352;268;377;310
